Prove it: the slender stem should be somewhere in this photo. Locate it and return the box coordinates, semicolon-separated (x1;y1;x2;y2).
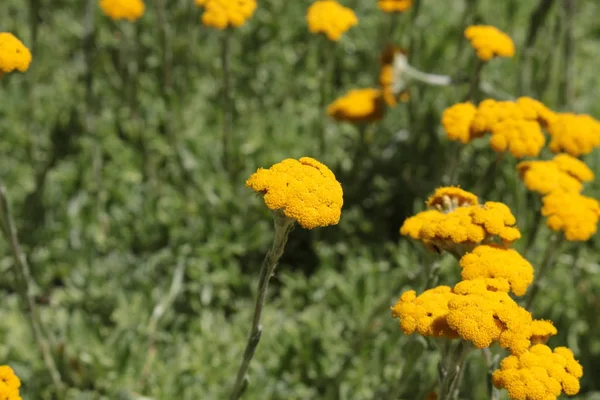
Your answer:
482;348;500;400
559;0;575;107
0;184;65;394
463;59;485;102
525;233;565;310
319;38;334;155
229;214;294;400
523;196;542;258
439;341;471;400
477;152;504;197
221;29;233;175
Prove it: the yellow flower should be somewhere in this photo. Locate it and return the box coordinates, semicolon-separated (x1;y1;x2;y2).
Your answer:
378;46;408;107
391;286;459;338
552;153;594;182
459;245;534;296
400;210;443;240
378;0;413;13
541;191;600;241
530;320;558;345
306;1;358;41
469;201;521;243
489;119;545;158
327;88;384;124
464;25;515;61
195;0;257;29
516;97;557;128
448;280;534;355
517;154;593;195
99;0;145;21
0;382;21;400
546;113;600;156
492;344;583;400
0;366;21;400
246;157;343;229
426;186;479;211
470;99;527;135
0;33;32;76
441;102;479;144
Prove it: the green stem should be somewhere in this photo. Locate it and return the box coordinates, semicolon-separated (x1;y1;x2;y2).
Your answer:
525;233;565;310
477;152;504;197
438;341;472;400
523;196;542;258
559;0;575;107
229;213;294;400
221;29;233;176
463;59;485;102
482;348;500;400
0;184;65;394
319;38;334;155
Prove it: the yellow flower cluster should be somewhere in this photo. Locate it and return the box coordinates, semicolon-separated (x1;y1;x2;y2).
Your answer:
378;46;408;107
541;191;600;241
306;1;358;41
464;25;515;61
492;344;583;400
0;366;21;400
517;153;594;195
99;0;145;21
195;0;257;29
0;33;32;76
378;0;413;13
246;157;343;229
327;88;384;124
546;113;600;156
401;187;520;254
441;102;479;144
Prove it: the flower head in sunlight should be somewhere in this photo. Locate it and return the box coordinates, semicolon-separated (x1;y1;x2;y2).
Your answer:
530;320;557;345
541;191;600;241
306;0;358;41
378;0;413;13
459;245;534;296
552;153;595;182
492;344;583;400
441;102;479;144
391;286;458;338
516;97;557;128
464;25;515;61
327;88;384;124
195;0;257;29
426;186;479;212
246;157;343;229
470;99;527;135
99;0;145;21
489;118;545;158
546;113;600;156
0;33;32;76
517;154;593;195
0;366;21;400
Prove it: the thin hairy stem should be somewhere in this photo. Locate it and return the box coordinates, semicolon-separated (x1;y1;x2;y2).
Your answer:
525;233;565;310
439;340;472;400
229;214;294;400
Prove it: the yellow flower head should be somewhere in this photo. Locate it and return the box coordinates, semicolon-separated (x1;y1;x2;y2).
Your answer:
516;97;557;128
400;210;443;240
489;119;545;158
441;102;480;144
426;186;479;212
306;0;358;41
530;320;558;345
459;245;534;296
0;366;21;400
470;99;527;135
391;286;459;338
99;0;145;21
378;0;413;13
195;0;257;29
327;88;384;124
546;113;600;156
464;25;515;61
517;153;593;196
469;201;521;243
492;344;583;400
0;33;32;75
246;157;343;229
448;280;534;355
541;191;600;241
552;153;594;182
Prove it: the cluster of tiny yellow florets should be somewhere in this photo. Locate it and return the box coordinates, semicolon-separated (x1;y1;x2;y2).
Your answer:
464;25;515;61
492;344;583;400
306;0;358;41
246;157;344;229
194;0;257;29
327;88;384;124
442;97;554;157
377;0;413;13
0;33;32;76
541;191;600;241
0;366;22;400
517;153;594;195
99;0;145;21
546;113;600;157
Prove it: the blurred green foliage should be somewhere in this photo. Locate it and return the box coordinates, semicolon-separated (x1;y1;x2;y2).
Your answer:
1;0;600;399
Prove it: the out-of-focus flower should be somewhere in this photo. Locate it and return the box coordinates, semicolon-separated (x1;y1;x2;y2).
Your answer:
489;118;545;158
426;186;479;212
492;344;583;400
378;0;413;13
517;154;593;195
516;97;557;128
464;25;515;61
0;366;21;400
391;286;459;338
246;157;343;229
0;33;32;76
442;102;479;144
99;0;145;21
541;191;600;241
306;0;358;41
195;0;257;29
459;245;534;296
327;88;384;124
546;113;600;156
470;99;527;135
379;46;409;106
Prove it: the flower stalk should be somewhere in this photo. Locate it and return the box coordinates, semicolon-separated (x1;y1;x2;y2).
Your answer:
438;340;472;400
221;28;234;176
525;233;565;310
229;212;295;400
